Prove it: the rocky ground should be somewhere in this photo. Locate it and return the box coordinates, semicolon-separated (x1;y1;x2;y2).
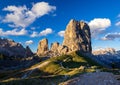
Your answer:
61;72;120;85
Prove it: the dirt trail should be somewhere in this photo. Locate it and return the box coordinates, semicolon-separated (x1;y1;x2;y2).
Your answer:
29;61;51;70
21;61;51;79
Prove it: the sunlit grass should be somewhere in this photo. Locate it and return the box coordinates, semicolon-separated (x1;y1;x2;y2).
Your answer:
0;51;108;85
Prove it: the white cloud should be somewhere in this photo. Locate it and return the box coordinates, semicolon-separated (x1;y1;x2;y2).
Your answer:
58;30;65;37
25;40;33;45
101;32;120;40
0;28;27;36
39;28;53;36
31;2;56;17
30;31;38;37
88;18;111;36
3;2;56;28
30;28;53;37
89;18;111;30
115;21;120;27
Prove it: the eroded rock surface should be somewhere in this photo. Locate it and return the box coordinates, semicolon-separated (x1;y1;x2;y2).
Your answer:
37;19;92;56
63;19;92;53
50;42;59;53
37;38;49;56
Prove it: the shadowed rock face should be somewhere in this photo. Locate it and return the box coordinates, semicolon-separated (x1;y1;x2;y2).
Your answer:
37;38;49;56
63;19;92;53
26;46;34;57
0;38;33;58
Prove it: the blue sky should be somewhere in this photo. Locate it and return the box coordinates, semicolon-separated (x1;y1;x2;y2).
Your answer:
0;0;120;52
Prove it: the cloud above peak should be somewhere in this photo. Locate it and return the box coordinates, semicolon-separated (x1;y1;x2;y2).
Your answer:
25;40;34;45
39;28;53;36
101;32;120;40
88;18;111;37
3;2;56;28
0;28;27;36
30;28;53;37
58;30;65;37
31;2;56;17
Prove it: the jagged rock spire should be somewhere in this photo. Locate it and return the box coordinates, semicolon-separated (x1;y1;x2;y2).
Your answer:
37;38;49;56
63;19;92;53
37;19;92;56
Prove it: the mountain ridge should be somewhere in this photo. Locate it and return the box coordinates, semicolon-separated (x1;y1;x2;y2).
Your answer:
37;19;92;56
0;19;120;85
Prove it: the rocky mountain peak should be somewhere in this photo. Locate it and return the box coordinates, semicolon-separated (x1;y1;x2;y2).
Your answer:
26;46;34;57
37;38;49;56
63;19;92;53
50;42;59;52
0;38;33;58
37;19;92;56
93;48;116;55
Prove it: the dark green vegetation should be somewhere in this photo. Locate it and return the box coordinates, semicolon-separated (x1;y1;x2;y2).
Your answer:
0;51;119;85
0;53;24;61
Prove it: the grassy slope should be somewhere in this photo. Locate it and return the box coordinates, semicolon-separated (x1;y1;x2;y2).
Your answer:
0;51;105;85
39;51;101;75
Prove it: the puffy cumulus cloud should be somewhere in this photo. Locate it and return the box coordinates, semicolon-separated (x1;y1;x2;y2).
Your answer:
58;30;65;37
30;31;38;37
3;2;56;28
115;21;120;27
101;32;120;40
88;18;111;36
0;28;27;36
39;28;53;36
30;28;53;37
31;2;56;17
25;40;34;45
89;18;111;30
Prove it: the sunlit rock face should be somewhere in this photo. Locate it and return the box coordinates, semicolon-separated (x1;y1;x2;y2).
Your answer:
37;38;49;56
37;19;92;56
50;42;59;53
63;19;92;53
92;48;116;55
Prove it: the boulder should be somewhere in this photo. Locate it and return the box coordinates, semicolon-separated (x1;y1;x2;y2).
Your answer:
37;38;49;56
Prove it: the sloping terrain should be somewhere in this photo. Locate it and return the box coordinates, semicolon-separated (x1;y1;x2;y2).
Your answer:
60;72;120;85
0;51;105;85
